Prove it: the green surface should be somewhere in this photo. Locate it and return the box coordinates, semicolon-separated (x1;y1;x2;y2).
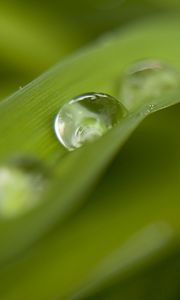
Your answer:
1;15;180;300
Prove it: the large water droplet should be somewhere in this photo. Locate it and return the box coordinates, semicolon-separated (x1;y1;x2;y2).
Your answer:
54;92;127;150
120;59;180;110
0;157;46;219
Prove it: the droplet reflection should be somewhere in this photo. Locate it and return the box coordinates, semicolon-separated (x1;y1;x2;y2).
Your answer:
54;92;127;151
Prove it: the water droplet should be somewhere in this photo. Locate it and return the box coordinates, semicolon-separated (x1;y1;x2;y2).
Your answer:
120;59;180;110
0;157;46;219
54;92;127;150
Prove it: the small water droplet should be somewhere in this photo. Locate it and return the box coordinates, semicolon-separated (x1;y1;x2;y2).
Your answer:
54;92;127;151
120;59;180;110
0;157;46;219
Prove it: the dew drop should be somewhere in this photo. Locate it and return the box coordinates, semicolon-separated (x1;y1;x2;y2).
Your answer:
120;59;180;110
54;92;127;151
0;157;46;219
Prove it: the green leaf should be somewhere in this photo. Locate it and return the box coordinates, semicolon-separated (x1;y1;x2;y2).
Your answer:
0;15;180;300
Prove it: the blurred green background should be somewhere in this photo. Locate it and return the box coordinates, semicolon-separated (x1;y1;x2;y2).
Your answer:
1;0;180;100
